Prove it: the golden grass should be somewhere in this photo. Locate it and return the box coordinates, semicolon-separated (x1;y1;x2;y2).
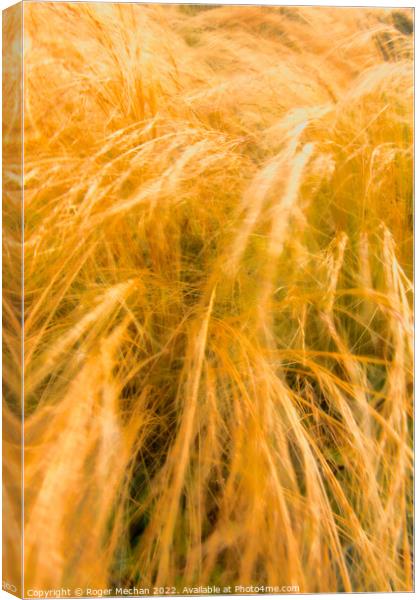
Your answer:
3;2;413;594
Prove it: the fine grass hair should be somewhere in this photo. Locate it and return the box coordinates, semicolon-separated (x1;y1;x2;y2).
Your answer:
3;2;413;593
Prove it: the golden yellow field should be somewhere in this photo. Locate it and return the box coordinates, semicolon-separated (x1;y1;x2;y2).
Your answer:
3;2;413;594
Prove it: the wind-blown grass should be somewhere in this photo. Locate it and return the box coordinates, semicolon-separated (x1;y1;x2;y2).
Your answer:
3;2;413;593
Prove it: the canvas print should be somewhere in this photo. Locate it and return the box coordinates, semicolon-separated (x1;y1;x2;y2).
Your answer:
2;1;414;596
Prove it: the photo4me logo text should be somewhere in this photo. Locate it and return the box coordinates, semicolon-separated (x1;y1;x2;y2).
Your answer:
25;584;301;597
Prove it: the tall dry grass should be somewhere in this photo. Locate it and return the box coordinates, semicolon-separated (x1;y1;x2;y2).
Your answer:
3;2;413;594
